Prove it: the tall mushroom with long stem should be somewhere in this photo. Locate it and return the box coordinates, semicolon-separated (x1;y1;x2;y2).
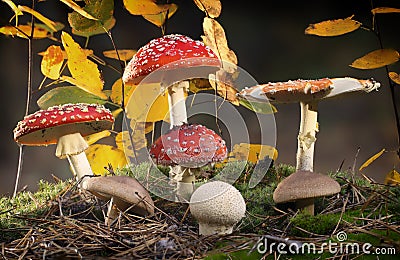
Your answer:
239;77;380;172
13;103;114;188
122;34;221;128
239;77;380;214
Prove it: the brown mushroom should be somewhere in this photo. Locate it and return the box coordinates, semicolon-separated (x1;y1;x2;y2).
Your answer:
13;103;114;189
239;77;380;172
82;175;155;225
273;170;340;215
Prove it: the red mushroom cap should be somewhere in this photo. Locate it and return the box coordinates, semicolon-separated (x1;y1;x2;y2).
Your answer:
149;123;227;168
14;103;114;146
239;78;334;103
122;34;221;85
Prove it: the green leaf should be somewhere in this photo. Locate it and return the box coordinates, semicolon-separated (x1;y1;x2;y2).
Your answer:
68;0;115;37
239;98;277;114
37;86;108;109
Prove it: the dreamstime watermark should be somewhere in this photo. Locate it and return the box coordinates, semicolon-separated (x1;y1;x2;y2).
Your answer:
256;231;397;256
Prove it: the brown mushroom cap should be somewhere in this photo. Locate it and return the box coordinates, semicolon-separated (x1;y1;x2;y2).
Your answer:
83;176;155;217
239;78;333;104
13;103;114;146
273;170;341;204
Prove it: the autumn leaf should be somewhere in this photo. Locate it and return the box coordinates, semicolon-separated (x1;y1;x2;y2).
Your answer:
40;45;64;80
193;0;221;18
68;0;115;37
61;32;106;99
389;72;400;85
142;3;178;27
202;17;237;72
229;143;278;163
372;7;400;15
305;15;361;37
116;129;147;154
359;148;385;171
103;49;137;61
59;0;98;20
110;78;135;106
125;83;170;123
209;69;240;105
84;130;111;145
123;0;171;15
37;86;108;109
34;22;65;34
3;0;23;25
18;5;58;32
86;144;127;175
0;24;49;39
350;49;400;69
189;78;213;93
384;169;400;185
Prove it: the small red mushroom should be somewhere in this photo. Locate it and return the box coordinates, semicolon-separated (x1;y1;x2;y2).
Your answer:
13;103;114;187
123;34;221;128
149;123;227;201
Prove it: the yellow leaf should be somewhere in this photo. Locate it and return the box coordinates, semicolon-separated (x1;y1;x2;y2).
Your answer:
384;169;400;185
116;128;147;153
59;0;98;20
18;5;58;32
202;17;238;72
193;0;221;18
372;7;400;15
110;78;135;106
0;24;49;39
2;0;22;25
112;108;123;119
40;45;64;80
60;76;107;99
142;3;178;27
86;144;128;175
305;16;361;37
61;32;106;99
229;143;278;164
103;49;137;61
84;130;111;145
350;49;400;69
123;0;171;15
209;69;240;105
125;83;171;123
389;72;400;85
189;78;213;93
359;148;385;171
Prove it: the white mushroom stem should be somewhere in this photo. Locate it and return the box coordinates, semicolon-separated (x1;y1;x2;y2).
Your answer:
167;80;189;128
56;133;93;187
296;101;318;172
170;165;197;202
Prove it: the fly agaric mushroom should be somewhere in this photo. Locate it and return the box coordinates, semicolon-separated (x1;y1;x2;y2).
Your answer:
122;34;220;128
273;170;340;215
13;103;114;187
239;77;380;172
149;123;227;201
82;175;154;225
189;180;246;235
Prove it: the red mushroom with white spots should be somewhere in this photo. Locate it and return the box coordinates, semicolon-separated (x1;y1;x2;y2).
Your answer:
149;123;227;201
13;103;114;187
122;34;221;127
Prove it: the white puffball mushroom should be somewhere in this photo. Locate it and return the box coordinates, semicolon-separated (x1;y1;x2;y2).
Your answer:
189;181;246;235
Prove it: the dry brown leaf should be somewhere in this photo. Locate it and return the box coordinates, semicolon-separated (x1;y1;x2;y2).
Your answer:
305;15;361;36
193;0;221;18
389;72;400;85
350;49;399;69
372;7;400;15
209;69;240;105
202;17;237;73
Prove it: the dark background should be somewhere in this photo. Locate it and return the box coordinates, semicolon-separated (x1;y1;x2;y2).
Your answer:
0;0;399;196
